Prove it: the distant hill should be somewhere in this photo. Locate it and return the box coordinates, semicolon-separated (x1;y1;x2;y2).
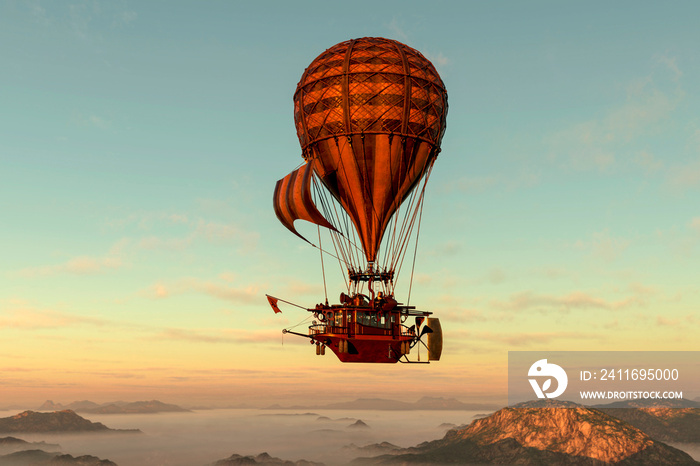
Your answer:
321;399;412;410
347;420;369;429
38;399;189;414
0;436;60;455
342;442;403;455
600;407;700;443
0;405;27;412
593;399;700;409
212;452;324;466
83;400;190;414
267;397;498;411
0;410;140;434
352;402;698;465
38;400;101;411
0;449;116;465
521;399;700;444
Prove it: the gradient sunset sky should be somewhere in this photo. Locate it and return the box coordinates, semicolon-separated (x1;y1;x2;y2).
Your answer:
2;1;699;407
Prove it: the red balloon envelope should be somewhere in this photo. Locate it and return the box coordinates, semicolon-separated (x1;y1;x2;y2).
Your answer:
292;37;448;263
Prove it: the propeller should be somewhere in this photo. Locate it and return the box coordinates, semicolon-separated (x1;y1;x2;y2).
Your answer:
408;320;433;352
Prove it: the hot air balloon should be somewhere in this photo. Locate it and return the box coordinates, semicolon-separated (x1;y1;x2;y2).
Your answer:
268;37;446;363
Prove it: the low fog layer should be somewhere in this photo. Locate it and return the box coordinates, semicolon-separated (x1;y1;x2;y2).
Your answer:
0;409;477;466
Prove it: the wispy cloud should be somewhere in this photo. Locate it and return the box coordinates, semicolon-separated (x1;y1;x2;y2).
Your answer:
105;211;190;230
448;329;601;348
155;328;283;345
279;279;323;297
491;290;644;313
537;267;574;280
17;255;123;277
666;159;700;191
435;306;488;324
86;114;111;129
425;51;449;68
27;0;50;26
545;58;684;172
25;1;137;39
572;229;630;262
195;220;258;249
443;171;540;194
139;235;193;251
106;211;259;253
634;150;664;173
197;280;260;303
385;17;409;43
0;298;280;349
67;2;95;40
156;328;239;344
425;240;462;257
143;277;260;304
655;54;682;81
485;268;507;285
656;314;695;327
112;8;137;28
590;229;630;262
448;175;498;192
691;218;700;234
0;305;111;330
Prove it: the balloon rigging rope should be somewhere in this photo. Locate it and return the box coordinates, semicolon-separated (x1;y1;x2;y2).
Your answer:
333;136;364;269
382;135;397;274
318;225;328;304
406;183;426;306
394;187;424;288
311;176;357;292
313;177;351;266
395;163;433;292
303;144;433;299
286;313;315;332
390;183;418;271
385;138;410;273
390;139;420;269
390;156;428;274
315;174;364;268
390;177;421;276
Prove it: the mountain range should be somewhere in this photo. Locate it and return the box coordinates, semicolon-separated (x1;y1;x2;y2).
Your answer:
594;399;700;409
211;452;323;466
599;406;700;443
0;436;60;455
0;410;140;434
0;449;116;465
352;400;698;465
266;396;498;411
38;399;189;414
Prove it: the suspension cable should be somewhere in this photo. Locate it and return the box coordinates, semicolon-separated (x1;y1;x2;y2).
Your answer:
318;226;328;304
406;185;426;306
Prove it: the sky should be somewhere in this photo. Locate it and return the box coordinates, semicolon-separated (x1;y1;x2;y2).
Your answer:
1;0;699;407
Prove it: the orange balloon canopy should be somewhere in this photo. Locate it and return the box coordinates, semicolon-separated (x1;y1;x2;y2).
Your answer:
287;37;448;264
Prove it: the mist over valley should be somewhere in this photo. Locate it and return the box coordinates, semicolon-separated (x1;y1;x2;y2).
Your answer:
1;400;699;465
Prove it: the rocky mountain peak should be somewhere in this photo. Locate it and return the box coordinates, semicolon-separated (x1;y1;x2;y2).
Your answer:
451;406;652;463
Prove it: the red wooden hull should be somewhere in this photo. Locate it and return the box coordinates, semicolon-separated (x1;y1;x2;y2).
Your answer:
319;334;414;364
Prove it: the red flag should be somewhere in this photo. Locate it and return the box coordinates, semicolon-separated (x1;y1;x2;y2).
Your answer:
266;295;282;314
